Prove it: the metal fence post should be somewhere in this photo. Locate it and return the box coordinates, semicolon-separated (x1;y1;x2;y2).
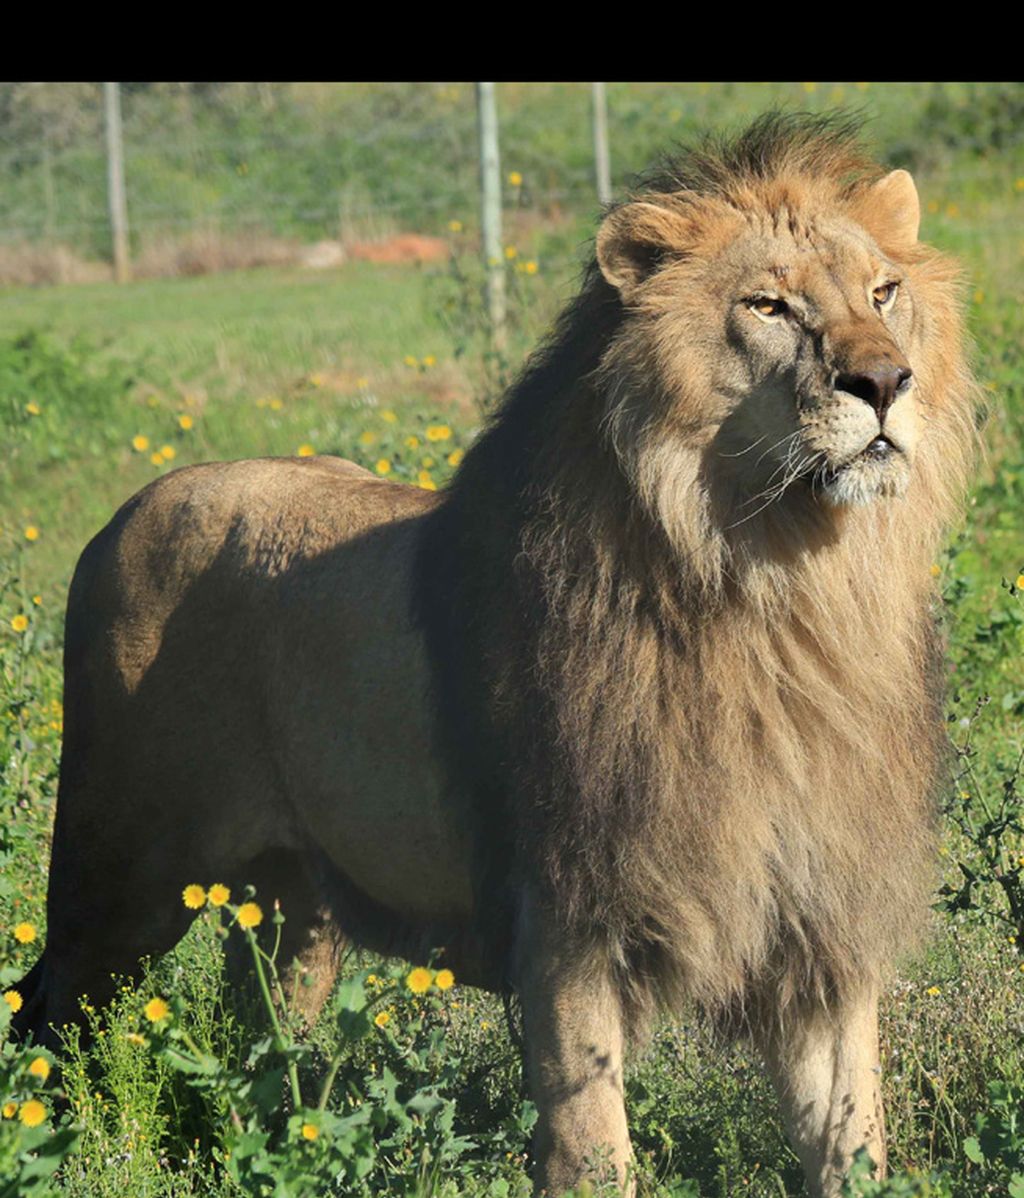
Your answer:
476;82;506;353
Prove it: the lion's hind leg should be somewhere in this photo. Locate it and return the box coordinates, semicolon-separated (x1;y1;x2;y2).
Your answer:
222;848;346;1031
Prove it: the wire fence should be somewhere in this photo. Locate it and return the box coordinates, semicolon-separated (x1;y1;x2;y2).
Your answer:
0;82;1020;289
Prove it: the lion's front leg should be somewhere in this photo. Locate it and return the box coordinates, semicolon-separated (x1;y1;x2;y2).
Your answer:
755;986;886;1198
516;891;633;1196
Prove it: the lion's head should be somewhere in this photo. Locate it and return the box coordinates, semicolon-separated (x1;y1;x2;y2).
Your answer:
587;114;975;571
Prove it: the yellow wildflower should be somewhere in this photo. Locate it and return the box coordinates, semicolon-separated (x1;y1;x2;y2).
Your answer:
374;1010;391;1028
10;615;28;634
524;260;538;275
945;202;959;218
150;452;164;466
1016;574;1024;591
19;1100;46;1127
125;1032;146;1046
480;1019;491;1030
508;170;522;187
406;967;432;994
421;456;435;469
160;445;176;462
418;472;437;492
425;425;451;442
448;219;463;233
308;372;326;388
3;990;22;1013
268;398;284;412
32;595;41;606
208;883;230;907
973;289;985;305
237;902;263;929
380;409;397;424
366;974;378;986
925;986;940;997
802;82;817;93
182;884;206;910
403;354;418;367
930;564;941;577
28;1056;50;1081
356;376;369;388
25;401;40;416
178;414;194;430
504;245;517;260
301;1122;319;1141
132;434;150;452
422;355;436;368
13;922;36;944
296;445;315;458
435;969;455;991
375;459;391;476
447;449;464;468
24;526;39;542
144;997;170;1023
2;1102;16;1118
358;430;377;446
405;435;420;450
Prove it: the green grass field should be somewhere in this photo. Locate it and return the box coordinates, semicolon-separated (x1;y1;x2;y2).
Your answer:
1;84;1022;1197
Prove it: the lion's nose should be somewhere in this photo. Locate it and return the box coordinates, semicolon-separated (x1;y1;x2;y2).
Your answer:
836;362;912;422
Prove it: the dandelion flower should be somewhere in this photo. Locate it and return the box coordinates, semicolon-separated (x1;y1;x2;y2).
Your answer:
32;595;41;606
28;1056;50;1081
160;445;176;462
508;171;522;187
13;922;36;944
269;398;284;412
150;451;164;466
182;885;206;910
358;430;377;446
24;526;39;542
132;435;150;452
178;414;194;430
10;615;28;634
2;1102;16;1118
425;425;452;442
26;401;41;416
406;967;432;994
301;1122;319;1141
447;449;464;468
144;997;170;1023
375;459;391;476
208;883;230;907
448;219;463;233
3;990;22;1013
125;1032;146;1046
435;969;455;991
380;409;397;424
237;902;263;929
404;435;420;450
374;1010;391;1028
19;1100;46;1127
422;355;436;368
1016;574;1024;591
309;372;326;388
930;564;941;577
421;456;435;469
417;472;437;492
524;261;538;275
296;445;315;458
925;985;940;997
504;246;518;260
403;354;418;367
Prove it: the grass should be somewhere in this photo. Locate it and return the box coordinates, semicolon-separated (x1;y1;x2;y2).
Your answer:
0;83;1022;1196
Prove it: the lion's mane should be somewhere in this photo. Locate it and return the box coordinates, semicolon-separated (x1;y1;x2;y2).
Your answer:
415;114;978;1038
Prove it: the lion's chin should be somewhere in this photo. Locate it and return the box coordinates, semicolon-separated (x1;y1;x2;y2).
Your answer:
817;446;912;507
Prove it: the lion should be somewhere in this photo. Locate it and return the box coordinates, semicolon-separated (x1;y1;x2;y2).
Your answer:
14;114;977;1197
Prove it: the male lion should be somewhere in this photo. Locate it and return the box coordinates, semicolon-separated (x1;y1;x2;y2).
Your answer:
15;115;976;1197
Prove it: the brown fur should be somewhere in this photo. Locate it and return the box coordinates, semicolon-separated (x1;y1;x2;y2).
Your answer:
17;114;977;1196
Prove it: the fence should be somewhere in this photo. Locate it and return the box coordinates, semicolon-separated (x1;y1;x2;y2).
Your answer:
0;82;1019;293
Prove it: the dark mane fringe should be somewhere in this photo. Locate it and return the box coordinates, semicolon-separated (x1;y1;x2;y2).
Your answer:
414;113;977;1041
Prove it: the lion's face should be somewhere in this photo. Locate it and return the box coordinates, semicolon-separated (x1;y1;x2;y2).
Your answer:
705;211;920;509
597;170;931;522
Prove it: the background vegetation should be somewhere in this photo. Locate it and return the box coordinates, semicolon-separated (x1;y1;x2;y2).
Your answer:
0;82;1021;1196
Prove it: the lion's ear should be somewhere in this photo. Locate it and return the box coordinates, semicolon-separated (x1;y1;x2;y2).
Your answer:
596;201;693;297
858;169;920;247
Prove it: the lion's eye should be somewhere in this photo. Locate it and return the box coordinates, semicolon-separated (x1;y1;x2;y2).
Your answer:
872;281;899;310
748;296;789;319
